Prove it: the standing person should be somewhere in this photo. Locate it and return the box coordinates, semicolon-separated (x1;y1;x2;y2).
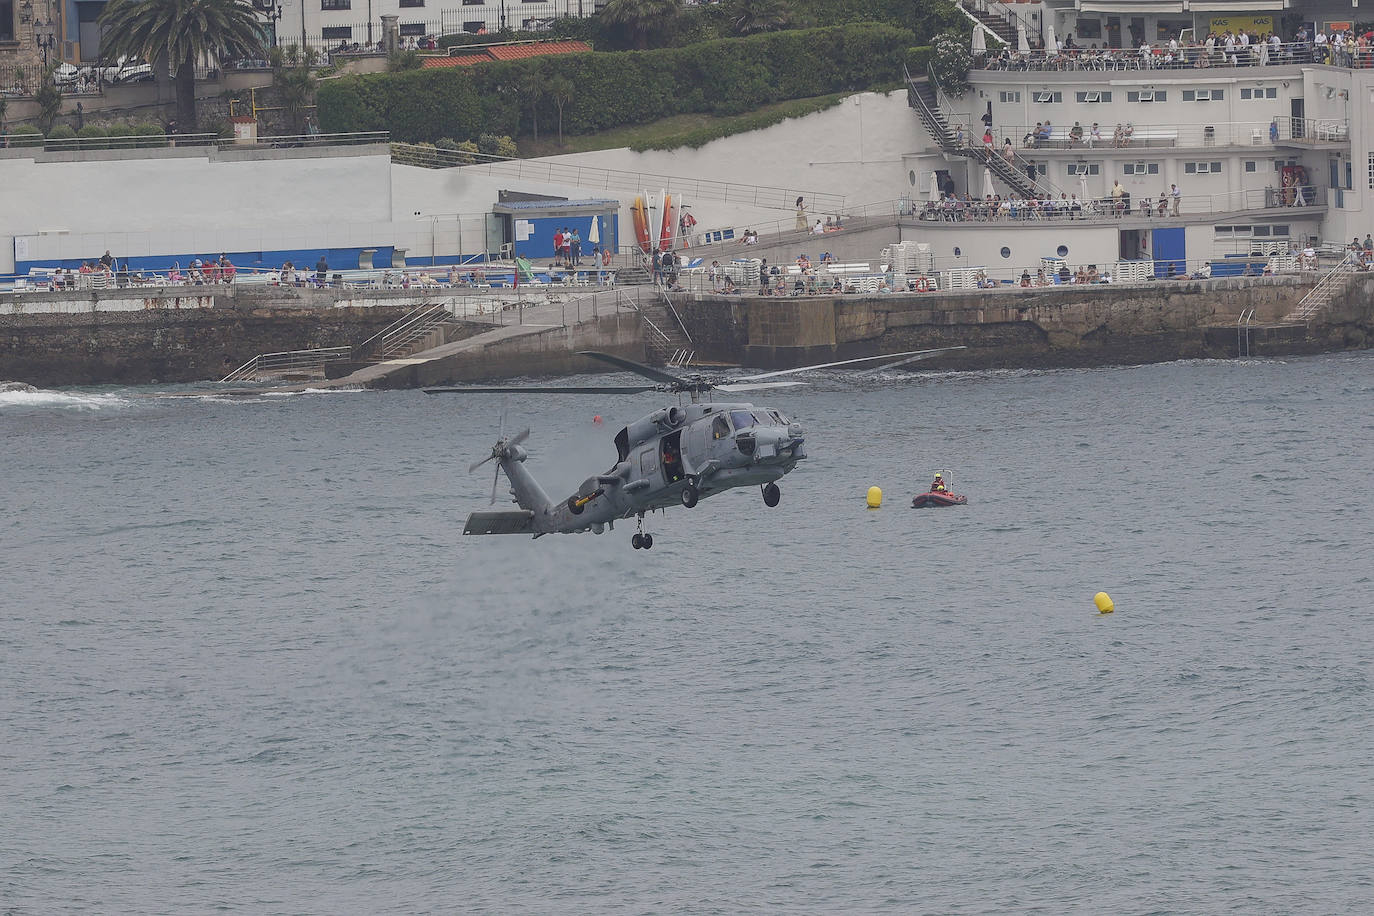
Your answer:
1171;183;1182;216
795;197;807;231
759;258;770;295
315;254;328;285
552;227;564;266
570;228;581;267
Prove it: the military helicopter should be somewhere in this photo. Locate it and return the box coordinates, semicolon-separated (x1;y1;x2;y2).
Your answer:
424;349;962;550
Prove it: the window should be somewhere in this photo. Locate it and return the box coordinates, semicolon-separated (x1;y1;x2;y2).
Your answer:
1123;161;1159;175
320;0;350;9
1272;224;1290;237
1033;91;1061;103
0;0;13;41
1184;161;1223;174
1128;90;1164;103
1183;89;1223;102
1265;87;1277;99
1368;152;1374;189
1076;18;1102;39
1075;91;1112;103
999;91;1021;103
399;0;424;6
1243;86;1277;100
1067;163;1100;176
463;0;484;4
712;415;730;440
1245;161;1258;172
399;22;426;34
1252;226;1271;237
321;25;352;37
1000;247;1012;259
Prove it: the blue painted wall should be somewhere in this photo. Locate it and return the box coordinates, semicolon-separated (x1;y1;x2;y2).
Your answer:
511;214;618;261
16;246;398;277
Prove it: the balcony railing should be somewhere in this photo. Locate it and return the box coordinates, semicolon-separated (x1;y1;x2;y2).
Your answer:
973;39;1372;72
910;186;1327;224
950;117;1348;153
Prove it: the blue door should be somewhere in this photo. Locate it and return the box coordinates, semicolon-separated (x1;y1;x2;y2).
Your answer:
1152;226;1186;278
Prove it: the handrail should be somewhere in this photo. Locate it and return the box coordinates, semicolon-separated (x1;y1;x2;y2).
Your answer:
390;142;845;213
353;301;449;359
1284;252;1360;323
657;287;693;346
220;346;352;382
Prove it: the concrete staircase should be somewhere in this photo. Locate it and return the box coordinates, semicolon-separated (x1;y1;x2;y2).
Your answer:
958;1;1016;46
906;77;1039;200
638;293;693;365
1284;254;1361;323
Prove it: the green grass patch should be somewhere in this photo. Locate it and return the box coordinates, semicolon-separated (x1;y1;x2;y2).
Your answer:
518;92;854;157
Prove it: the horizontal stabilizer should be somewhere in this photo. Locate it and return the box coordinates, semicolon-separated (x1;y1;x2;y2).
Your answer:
464;509;536;536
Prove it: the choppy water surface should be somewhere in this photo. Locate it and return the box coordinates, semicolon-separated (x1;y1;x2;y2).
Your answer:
2;354;1372;913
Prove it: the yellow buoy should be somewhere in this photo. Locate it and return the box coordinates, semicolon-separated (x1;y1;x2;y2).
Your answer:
1094;592;1115;614
866;486;883;509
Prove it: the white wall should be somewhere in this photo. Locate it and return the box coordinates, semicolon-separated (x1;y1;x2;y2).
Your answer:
0;148;395;272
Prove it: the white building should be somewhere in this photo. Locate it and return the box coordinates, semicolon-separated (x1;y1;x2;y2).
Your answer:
273;0;600;52
899;0;1373;282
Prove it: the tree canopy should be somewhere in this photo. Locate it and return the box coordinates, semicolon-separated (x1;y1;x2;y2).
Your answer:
99;0;265;129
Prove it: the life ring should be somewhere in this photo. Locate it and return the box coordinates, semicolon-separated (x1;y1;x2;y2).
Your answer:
914;276;930;292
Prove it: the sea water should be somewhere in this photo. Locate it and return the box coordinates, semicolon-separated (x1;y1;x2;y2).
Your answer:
2;354;1371;913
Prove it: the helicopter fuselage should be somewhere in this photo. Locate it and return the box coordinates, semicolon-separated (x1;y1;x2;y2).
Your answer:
468;401;805;538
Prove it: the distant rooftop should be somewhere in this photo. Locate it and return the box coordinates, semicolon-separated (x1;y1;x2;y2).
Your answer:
421;40;593;70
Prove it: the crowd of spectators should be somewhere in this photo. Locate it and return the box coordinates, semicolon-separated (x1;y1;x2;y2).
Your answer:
976;26;1374;71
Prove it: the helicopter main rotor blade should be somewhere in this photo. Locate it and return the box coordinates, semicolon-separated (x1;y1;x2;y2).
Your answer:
469;454;495;474
490;464;500;504
425;385;660;395
731;347;969;382
575;351;692;386
856;346;970;375
713;381;808;393
507;428;531;448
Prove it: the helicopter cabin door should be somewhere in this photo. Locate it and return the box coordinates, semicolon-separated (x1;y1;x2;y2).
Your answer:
660;430;685;484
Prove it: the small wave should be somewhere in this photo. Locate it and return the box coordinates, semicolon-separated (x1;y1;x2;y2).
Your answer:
0;389;133;411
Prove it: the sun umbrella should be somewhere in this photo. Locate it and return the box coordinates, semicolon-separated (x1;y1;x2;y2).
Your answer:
930;171;940;201
1043;14;1057;53
1018;19;1030;54
983;167;996;200
972;26;986;54
588;216;600;245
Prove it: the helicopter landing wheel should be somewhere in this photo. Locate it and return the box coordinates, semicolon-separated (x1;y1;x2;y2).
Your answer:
762;482;781;507
632;533;644;550
642;533;654;549
680;482;700;509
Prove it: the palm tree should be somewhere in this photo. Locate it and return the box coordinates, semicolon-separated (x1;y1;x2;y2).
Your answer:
99;0;266;130
271;44;318;134
732;0;791;36
598;0;680;50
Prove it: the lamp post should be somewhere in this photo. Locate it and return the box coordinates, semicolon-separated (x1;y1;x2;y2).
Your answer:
35;19;57;70
499;0;507;31
267;1;284;48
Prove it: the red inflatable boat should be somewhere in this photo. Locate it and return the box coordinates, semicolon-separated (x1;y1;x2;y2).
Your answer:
911;490;968;508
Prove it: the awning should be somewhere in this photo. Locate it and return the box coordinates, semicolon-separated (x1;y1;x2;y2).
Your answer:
1078;2;1184;13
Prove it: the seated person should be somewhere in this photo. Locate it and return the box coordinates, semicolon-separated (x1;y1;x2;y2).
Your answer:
1191;261;1212;279
1086;265;1099;283
931;473;948;493
722;276;738;293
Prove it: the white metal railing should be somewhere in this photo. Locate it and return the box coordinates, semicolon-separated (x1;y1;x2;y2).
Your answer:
973;40;1372;72
1284;252;1361;322
220;347;352;382
909;186;1325;223
389;142;845;213
957;118;1347;153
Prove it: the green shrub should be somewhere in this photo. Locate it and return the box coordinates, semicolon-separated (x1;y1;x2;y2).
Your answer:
929;29;971;96
128;123;167;148
8;125;43;146
319;23;915;143
454;139;479;164
477;133;518;158
77;123;110;149
46;124;77;140
435;137;458;150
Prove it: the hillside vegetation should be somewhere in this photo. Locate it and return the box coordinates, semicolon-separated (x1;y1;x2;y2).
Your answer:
318;23;920;144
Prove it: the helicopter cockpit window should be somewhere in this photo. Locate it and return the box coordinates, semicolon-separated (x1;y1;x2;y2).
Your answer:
752;411;774;426
729;410;755;430
711;415;730;440
769;410;787;425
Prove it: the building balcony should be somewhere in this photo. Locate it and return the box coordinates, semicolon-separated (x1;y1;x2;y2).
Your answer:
907;186;1327;227
952;117;1348;156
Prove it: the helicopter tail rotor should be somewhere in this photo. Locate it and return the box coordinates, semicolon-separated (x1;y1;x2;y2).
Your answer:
468;428;532;504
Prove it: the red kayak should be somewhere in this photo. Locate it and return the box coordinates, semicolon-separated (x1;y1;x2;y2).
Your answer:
912;490;967;508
